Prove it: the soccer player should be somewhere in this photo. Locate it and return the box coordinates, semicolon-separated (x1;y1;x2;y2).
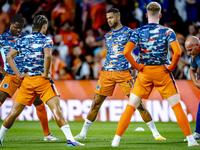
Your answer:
0;14;59;141
75;8;165;141
185;36;200;141
0;15;84;146
111;2;199;147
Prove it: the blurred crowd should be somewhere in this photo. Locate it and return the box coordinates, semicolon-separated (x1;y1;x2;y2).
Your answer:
0;0;200;80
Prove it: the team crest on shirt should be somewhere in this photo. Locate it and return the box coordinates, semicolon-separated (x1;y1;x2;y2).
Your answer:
3;83;8;89
96;85;100;90
117;36;123;41
22;39;29;45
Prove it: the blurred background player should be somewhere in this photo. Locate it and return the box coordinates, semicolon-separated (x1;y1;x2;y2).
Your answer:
185;36;200;141
111;2;199;147
51;49;66;80
0;14;59;141
75;8;165;141
0;15;84;146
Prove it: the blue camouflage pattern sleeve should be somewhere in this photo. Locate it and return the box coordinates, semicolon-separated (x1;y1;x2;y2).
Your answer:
166;29;177;44
190;56;197;69
128;29;139;46
43;37;53;49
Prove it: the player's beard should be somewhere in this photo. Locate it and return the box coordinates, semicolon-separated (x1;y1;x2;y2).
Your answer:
110;22;118;29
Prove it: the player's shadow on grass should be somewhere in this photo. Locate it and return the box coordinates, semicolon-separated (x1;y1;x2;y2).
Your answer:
125;141;186;145
35;141;66;144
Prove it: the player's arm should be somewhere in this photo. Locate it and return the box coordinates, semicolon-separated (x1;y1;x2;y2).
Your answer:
167;41;182;72
0;43;7;75
6;49;26;78
123;41;145;71
41;47;52;78
190;66;200;89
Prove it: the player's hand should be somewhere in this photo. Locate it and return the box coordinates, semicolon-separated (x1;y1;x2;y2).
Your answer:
39;71;51;79
194;81;200;89
17;72;28;79
138;64;145;72
164;64;170;71
0;67;8;76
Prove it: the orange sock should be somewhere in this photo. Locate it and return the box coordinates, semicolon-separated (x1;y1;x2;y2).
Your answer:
172;102;191;136
116;104;136;136
35;103;50;136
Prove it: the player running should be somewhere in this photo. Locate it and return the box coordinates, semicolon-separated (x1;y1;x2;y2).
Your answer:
0;14;59;141
75;8;165;141
0;15;84;146
111;2;199;147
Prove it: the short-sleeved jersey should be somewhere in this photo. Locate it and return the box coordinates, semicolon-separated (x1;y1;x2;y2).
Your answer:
190;55;200;69
13;32;53;76
103;26;133;71
0;31;27;74
129;23;177;65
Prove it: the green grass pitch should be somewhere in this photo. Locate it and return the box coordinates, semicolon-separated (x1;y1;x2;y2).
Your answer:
0;121;199;150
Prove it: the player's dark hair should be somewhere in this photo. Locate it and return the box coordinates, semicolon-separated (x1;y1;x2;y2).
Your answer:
52;49;59;56
32;15;48;32
107;8;120;16
10;14;24;24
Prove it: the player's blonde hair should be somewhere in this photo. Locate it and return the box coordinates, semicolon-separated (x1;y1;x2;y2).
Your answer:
147;2;161;16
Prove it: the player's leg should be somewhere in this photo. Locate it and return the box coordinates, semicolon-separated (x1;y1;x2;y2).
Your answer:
112;93;141;147
33;95;50;136
135;100;152;122
118;70;165;140
0;75;21;106
75;92;107;140
87;93;107;121
0;76;41;145
155;66;198;146
46;96;84;146
0;101;25;145
46;96;69;127
167;94;199;146
134;99;166;140
193;101;200;140
0;91;9;106
37;77;84;146
75;71;114;140
112;68;153;146
33;95;60;141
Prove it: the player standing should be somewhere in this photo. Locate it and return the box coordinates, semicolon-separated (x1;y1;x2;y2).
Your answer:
75;8;165;141
111;2;199;147
0;14;59;141
0;15;84;146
